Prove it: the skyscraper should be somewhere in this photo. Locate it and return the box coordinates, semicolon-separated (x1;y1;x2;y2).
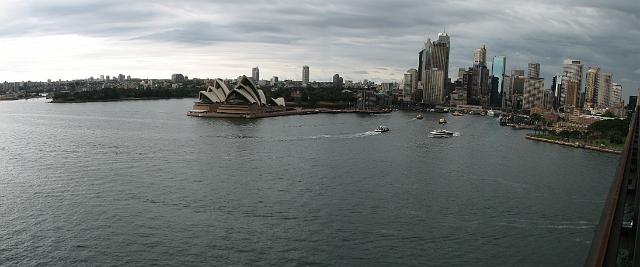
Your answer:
585;66;600;108
302;66;309;84
523;78;544;110
473;44;487;66
562;59;583;104
611;83;622;106
403;68;418;100
491;56;506;93
527;63;540;78
598;73;613;108
436;32;450;83
252;66;260;82
419;33;450;105
564;80;579;110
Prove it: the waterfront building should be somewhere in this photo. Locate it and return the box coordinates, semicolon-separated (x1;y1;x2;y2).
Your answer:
252;67;260;82
469;65;490;107
491;56;506;93
598;73;613;108
473;44;487;66
423;68;446;105
528;63;540;78
106;75;110;81
419;32;450;105
450;88;467;106
585;66;600;108
302;66;309;85
523;78;544;110
193;76;286;116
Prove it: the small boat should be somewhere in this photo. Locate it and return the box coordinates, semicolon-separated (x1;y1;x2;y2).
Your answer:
429;129;454;137
487;110;495;117
452;111;463;116
439;118;447;124
374;125;390;133
416;114;424;120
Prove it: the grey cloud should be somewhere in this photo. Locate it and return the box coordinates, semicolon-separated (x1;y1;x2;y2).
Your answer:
0;0;637;95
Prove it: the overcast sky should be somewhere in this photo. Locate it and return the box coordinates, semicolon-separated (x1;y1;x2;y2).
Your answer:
0;0;638;97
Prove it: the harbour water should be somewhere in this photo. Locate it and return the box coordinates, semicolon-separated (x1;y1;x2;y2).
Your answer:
0;98;619;266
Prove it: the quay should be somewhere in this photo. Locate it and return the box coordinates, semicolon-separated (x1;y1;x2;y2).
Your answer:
187;107;391;119
525;135;621;154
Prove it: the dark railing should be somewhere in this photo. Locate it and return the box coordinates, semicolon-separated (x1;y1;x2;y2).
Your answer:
586;106;639;266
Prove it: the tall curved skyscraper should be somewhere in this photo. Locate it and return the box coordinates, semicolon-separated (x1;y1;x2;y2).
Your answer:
419;32;450;105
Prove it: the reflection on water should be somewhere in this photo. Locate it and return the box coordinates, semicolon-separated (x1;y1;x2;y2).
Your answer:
0;98;619;266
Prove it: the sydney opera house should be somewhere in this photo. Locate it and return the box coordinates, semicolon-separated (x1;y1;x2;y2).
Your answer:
188;76;288;118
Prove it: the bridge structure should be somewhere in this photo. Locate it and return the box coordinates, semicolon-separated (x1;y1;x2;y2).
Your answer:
587;106;639;266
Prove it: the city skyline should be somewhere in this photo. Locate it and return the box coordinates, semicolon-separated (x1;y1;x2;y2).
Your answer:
0;0;637;97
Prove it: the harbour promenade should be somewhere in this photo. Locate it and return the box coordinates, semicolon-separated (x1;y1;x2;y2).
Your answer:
526;135;622;154
187;107;391;119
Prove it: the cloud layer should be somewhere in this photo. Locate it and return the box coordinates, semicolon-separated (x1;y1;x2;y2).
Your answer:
0;0;637;97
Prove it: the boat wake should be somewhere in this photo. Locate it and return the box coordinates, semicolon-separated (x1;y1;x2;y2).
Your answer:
429;131;461;138
283;131;381;141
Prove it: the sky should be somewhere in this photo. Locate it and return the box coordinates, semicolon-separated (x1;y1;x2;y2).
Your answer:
0;0;638;98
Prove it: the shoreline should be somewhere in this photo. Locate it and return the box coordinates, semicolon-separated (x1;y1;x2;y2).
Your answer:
50;96;196;103
526;135;621;154
187;108;392;119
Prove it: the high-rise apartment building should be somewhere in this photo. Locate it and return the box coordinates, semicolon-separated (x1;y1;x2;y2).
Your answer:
528;63;540;78
252;66;260;82
584;66;600;108
562;59;583;99
611;83;622;106
473;44;487;66
564;80;580;110
523;78;544;110
302;65;309;84
403;68;418;98
598;73;613;108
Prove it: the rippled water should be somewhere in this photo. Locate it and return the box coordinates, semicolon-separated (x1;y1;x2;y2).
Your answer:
0;98;618;266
